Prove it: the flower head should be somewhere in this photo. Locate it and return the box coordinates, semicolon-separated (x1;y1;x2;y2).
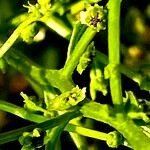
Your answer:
80;4;107;32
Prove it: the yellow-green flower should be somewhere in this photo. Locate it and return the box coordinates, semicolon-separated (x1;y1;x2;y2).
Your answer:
80;4;107;32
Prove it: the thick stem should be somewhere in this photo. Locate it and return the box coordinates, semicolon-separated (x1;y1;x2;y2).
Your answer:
108;0;123;111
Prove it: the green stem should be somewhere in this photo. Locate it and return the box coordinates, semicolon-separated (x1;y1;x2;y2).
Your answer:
67;114;88;150
108;0;123;110
67;22;87;61
108;0;120;64
0;17;37;58
0;100;48;123
45;126;63;150
40;15;71;40
65;124;109;141
45;121;69;150
62;27;96;77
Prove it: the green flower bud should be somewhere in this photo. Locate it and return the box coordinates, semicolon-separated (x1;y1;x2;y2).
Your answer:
19;128;46;150
107;131;123;148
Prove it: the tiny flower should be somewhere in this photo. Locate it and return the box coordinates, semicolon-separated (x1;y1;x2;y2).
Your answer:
80;4;107;32
48;86;86;111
